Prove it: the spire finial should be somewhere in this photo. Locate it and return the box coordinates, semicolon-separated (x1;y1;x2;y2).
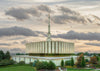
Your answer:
47;14;51;41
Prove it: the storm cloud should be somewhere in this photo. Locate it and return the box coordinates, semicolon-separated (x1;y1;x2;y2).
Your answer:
5;5;99;24
10;48;25;53
0;43;11;46
85;43;100;46
52;14;87;24
0;26;43;37
38;5;52;13
59;6;79;15
51;6;91;24
53;30;100;41
5;7;40;20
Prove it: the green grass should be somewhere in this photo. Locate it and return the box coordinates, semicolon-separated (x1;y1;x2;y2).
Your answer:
0;65;35;71
99;57;100;62
67;68;94;71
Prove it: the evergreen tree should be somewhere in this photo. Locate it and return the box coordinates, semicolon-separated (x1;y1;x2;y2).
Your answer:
71;57;74;66
81;56;86;67
61;59;64;67
0;50;5;61
5;51;11;60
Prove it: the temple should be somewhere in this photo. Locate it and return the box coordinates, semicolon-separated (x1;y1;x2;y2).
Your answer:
25;14;74;55
12;14;75;66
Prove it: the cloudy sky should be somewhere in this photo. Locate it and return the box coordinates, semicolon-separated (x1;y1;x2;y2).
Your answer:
0;0;100;53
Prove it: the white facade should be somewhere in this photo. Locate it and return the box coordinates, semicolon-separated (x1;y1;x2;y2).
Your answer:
12;55;77;66
26;41;74;54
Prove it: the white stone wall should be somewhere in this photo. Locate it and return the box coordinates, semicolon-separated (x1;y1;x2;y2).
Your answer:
26;41;74;54
12;56;77;66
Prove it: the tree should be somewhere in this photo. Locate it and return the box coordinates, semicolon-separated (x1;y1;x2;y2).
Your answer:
71;57;74;66
0;50;5;61
48;61;56;70
61;60;64;67
90;56;97;64
76;54;86;68
81;56;86;67
5;51;11;60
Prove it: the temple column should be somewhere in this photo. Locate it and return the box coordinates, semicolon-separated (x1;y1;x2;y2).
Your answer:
48;41;51;54
59;41;61;53
56;41;58;54
62;42;63;54
52;41;54;54
64;42;65;54
43;42;44;53
45;41;47;54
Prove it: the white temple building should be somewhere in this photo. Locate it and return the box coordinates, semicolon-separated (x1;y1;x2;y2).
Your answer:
26;15;74;55
12;14;76;66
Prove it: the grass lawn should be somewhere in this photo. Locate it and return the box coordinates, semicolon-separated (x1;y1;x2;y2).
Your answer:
99;57;100;62
0;65;35;71
67;68;94;71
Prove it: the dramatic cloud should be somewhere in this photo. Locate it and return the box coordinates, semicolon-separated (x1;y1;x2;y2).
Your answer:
21;40;28;44
0;43;11;46
52;14;87;24
59;6;79;15
85;43;100;46
0;26;39;37
5;7;40;20
10;48;25;53
53;30;100;41
10;48;22;52
5;5;100;24
38;5;52;13
51;6;93;24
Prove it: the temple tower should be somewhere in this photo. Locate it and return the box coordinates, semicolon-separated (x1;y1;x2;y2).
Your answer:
47;14;51;41
47;14;52;54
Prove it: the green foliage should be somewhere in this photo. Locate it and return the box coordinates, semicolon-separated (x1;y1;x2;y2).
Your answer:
65;60;71;66
0;59;15;66
33;60;37;67
48;61;56;70
81;56;86;67
71;57;74;66
18;61;25;65
36;61;56;70
0;50;5;61
85;59;89;62
36;62;42;70
61;59;64;67
5;51;11;60
76;54;86;68
41;61;49;69
0;51;11;61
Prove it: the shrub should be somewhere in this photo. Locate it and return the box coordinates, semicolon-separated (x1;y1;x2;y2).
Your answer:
36;62;43;70
42;61;49;69
33;60;39;67
36;61;56;70
18;61;25;65
61;60;64;67
0;59;15;66
9;60;16;65
65;60;71;66
29;62;33;66
48;61;56;70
